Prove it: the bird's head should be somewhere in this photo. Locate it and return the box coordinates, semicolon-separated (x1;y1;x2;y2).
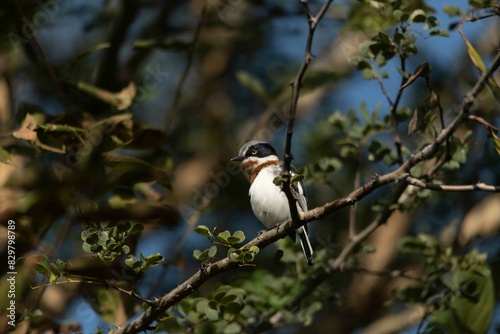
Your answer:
231;140;279;173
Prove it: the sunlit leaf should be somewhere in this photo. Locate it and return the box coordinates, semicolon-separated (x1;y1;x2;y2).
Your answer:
73;81;136;110
0;147;14;165
410;9;427;23
489;128;500;155
459;25;486;73
443;5;463;17
194;225;212;237
13;113;38;141
399;61;431;92
133;38;192;51
85;288;126;325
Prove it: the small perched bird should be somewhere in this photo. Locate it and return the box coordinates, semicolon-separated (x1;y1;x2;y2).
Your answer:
231;140;314;266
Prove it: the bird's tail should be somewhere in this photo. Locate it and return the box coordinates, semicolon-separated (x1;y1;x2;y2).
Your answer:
298;226;314;266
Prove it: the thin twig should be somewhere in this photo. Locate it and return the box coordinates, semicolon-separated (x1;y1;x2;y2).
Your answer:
349;168;361;240
405;176;500;192
165;0;208;133
281;0;335;236
467;114;500;132
391;47;407;164
350;267;425;282
332;181;409;269
145;197;208;299
10;0;72;111
102;279;156;305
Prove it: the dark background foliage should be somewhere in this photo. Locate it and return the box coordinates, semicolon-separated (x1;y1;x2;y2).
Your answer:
0;0;499;333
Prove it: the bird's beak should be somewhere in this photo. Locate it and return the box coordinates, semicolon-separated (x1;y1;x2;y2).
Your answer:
230;155;244;162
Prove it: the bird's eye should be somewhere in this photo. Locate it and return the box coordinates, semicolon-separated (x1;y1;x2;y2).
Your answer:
251;149;258;155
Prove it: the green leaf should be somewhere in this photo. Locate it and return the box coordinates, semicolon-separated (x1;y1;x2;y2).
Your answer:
359;40;376;58
205;307;219;321
430;29;449;37
392;285;426;303
34;255;52;276
88;288;125;325
443;5;463;18
349;57;372;70
227;231;245;244
410;9;427;23
398;234;440;255
393;9;409;22
133;38;192;51
461;32;486;73
223;322;242;334
217;230;231;244
193;249;206;260
361;68;379;80
236;71;267;100
128;223;144;235
194;225;212;237
291;173;304;184
430;266;494;334
196;299;209;314
489;129;500;155
360;102;371;123
224;301;243;315
107;195;136;209
82;242;92;254
122;245;130;254
425;16;440;29
144;253;163;267
157;316;185;333
85;232;99;244
362;245;376;254
0;147;14;166
367;139;391;162
208;245;217;258
248;245;259;254
125;255;140;271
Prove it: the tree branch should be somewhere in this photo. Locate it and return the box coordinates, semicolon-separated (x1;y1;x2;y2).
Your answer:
281;0;335;240
467;114;500;132
405;176;500;192
95;0;140;91
390;49;407;163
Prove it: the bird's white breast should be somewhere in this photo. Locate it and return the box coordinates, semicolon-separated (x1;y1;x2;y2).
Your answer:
248;166;292;228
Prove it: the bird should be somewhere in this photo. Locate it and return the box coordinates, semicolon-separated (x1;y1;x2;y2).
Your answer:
231;140;314;266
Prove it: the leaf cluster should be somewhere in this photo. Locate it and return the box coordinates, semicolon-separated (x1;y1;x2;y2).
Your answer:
81;221;143;262
125;252;164;276
193;225;259;264
393;234;494;333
